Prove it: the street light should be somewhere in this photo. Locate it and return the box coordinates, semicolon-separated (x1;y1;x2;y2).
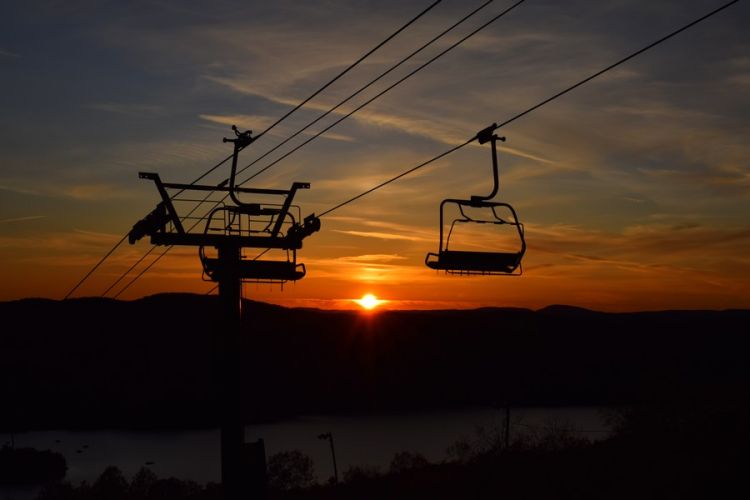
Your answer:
317;432;338;484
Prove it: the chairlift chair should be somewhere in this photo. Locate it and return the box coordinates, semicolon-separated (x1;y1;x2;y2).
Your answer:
200;249;306;283
425;125;526;275
198;201;307;284
128;126;320;284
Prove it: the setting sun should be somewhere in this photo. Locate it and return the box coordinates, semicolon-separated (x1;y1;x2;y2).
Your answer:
355;293;384;310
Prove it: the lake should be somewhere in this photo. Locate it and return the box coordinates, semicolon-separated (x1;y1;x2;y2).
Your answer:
5;406;609;490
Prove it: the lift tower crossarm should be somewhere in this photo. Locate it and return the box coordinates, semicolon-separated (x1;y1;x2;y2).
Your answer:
150;232;304;250
130;170;312;250
138;172;184;234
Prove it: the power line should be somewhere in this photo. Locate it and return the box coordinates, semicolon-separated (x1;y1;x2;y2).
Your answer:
101;246;157;297
184;0;505;237
72;154;236;300
109;186;271;297
232;0;497;186
63;233;128;299
100;188;218;297
236;0;526;187
251;0;444;145
316;0;740;219
113;246;173;299
319;138;474;217
173;0;445;192
184;0;501;226
109;201;218;297
116;247;271;299
488;0;741;133
111;0;523;295
67;1;441;299
194;0;522;236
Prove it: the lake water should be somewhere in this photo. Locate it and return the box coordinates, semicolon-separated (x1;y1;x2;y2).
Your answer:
4;407;608;491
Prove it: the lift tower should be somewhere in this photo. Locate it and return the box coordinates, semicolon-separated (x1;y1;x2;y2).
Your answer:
129;127;320;500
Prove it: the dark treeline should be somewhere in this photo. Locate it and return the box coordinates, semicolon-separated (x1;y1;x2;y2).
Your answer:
33;399;750;500
1;294;748;430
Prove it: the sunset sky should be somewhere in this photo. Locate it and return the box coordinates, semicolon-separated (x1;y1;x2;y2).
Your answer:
1;0;748;310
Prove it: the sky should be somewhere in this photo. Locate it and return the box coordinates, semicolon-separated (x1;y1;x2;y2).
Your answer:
1;0;749;310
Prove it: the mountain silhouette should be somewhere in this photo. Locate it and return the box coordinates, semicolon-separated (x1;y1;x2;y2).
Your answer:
1;294;748;430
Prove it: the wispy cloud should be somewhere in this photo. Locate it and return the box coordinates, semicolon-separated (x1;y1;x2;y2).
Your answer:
0;215;46;224
524;221;750;279
336;253;407;262
205;74;557;164
0;229;120;254
60;183;135;201
2;0;748;308
0;184;42;196
332;230;427;242
199;113;276;131
0;48;20;58
88;102;165;117
301;255;434;285
199;113;356;143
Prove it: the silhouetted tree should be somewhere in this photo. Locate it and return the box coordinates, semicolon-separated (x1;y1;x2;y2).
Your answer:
148;477;202;500
388;451;429;474
130;467;157;498
35;481;77;500
445;437;473;463
342;464;380;483
92;466;128;500
0;446;67;486
267;450;316;491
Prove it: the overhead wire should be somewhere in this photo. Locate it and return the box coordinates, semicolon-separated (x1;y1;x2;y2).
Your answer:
72;0;443;299
151;0;444;198
113;246;173;299
316;0;740;219
63;234;128;299
109;0;468;298
107;0;523;297
101;246;157;296
231;0;498;186
249;0;444;145
110;202;273;298
99;0;738;297
236;0;527;187
70;152;235;300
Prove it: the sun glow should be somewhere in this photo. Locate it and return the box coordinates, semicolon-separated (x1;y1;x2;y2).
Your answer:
355;293;384;310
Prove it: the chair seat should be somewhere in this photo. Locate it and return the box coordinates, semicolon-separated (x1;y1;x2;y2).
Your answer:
203;259;305;281
426;250;521;274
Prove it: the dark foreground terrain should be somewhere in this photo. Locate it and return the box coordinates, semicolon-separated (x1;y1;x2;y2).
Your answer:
1;293;748;429
2;294;747;498
32;391;750;499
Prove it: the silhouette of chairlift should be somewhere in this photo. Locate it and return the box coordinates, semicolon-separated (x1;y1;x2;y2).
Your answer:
128;126;320;284
425;125;525;275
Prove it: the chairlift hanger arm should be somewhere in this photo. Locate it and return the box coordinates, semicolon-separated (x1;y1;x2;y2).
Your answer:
222;126;313;238
224;125;258;208
471;123;506;202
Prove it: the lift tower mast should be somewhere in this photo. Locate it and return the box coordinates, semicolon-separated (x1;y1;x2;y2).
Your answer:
129;127;320;500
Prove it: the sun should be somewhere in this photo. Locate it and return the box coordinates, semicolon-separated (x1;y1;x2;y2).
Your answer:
355;293;383;310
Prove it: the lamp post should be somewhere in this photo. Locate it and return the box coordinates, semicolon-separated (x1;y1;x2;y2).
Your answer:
317;432;338;484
